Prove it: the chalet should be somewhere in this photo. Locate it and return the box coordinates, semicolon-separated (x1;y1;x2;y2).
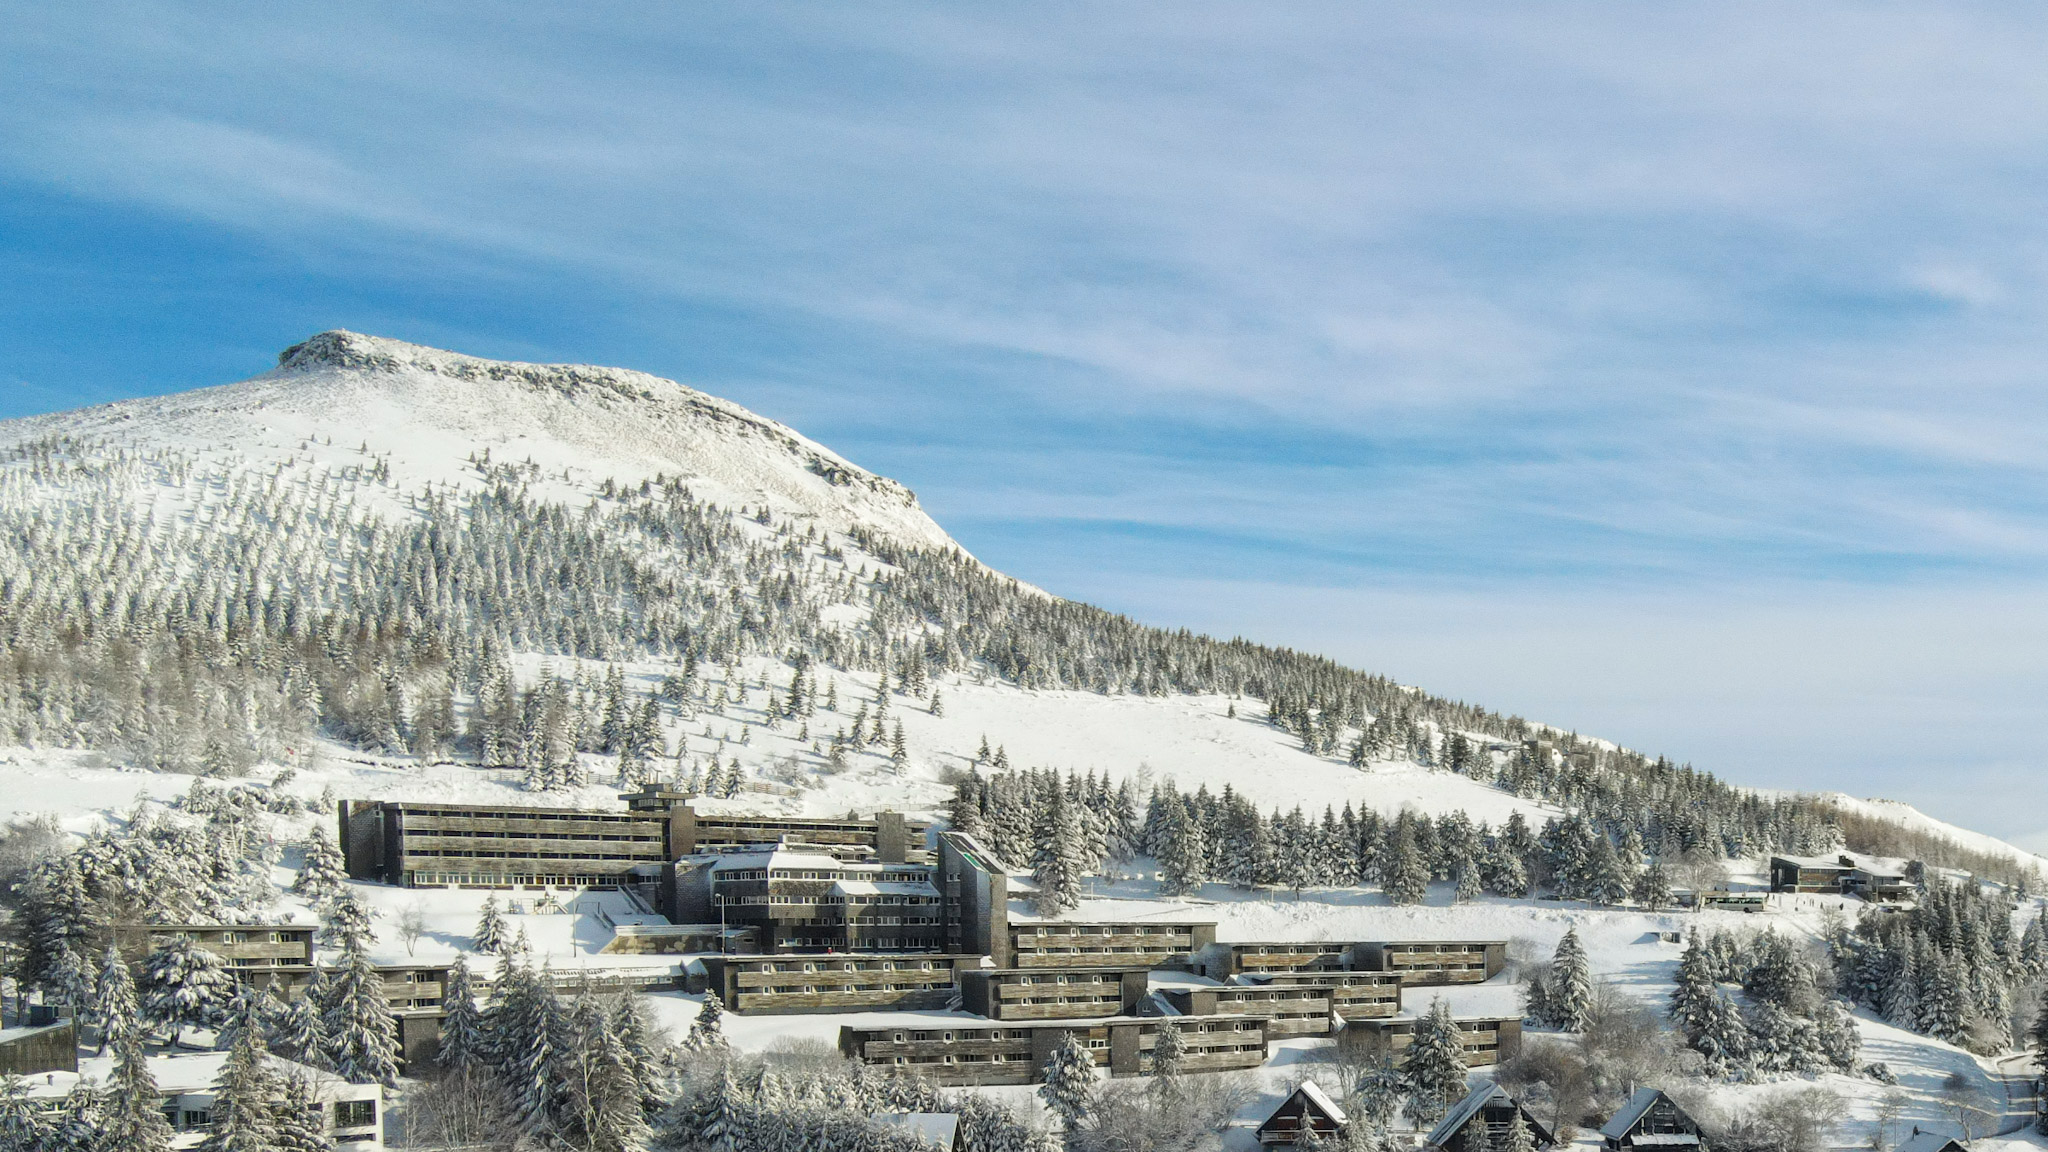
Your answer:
703;953;971;1015
1768;855;1855;895
1354;941;1506;985
838;1014;1268;1085
960;968;1150;1021
1893;1132;1968;1152
1426;1082;1555;1152
1257;1081;1349;1147
1160;984;1335;1037
1599;1088;1705;1152
875;1113;964;1150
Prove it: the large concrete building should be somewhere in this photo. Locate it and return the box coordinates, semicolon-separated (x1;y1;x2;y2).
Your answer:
626;788;932;863
673;846;946;953
838;1014;1269;1085
341;800;672;890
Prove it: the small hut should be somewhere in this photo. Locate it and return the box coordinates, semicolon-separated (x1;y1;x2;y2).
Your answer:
1600;1088;1706;1152
1893;1131;1968;1152
1426;1082;1556;1152
1257;1081;1349;1147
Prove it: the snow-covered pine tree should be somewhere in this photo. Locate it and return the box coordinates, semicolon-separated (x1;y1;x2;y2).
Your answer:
268;1071;336;1152
1150;1018;1186;1099
436;955;486;1074
1546;928;1594;1032
1157;795;1209;897
1383;825;1428;906
292;830;348;907
1453;849;1483;903
0;1077;51;1152
1400;998;1469;1127
319;943;401;1086
269;990;324;1068
319;890;376;952
103;1021;175;1152
1503;1110;1538;1152
140;931;235;1047
88;944;138;1056
1038;1031;1098;1134
1031;788;1086;917
1813;997;1861;1073
687;991;728;1054
1669;931;1717;1036
1631;858;1672;908
473;895;509;954
197;1022;279;1152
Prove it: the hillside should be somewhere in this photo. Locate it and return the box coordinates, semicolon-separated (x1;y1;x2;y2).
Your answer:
3;333;2045;1152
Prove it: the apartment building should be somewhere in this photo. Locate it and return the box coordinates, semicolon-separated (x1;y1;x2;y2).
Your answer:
1354;941;1506;985
340;800;670;890
1245;971;1402;1020
673;846;945;953
1159;984;1334;1037
1193;941;1360;980
838;1014;1269;1086
959;968;1150;1021
1340;1013;1523;1067
114;923;316;982
1006;921;1218;969
699;953;972;1015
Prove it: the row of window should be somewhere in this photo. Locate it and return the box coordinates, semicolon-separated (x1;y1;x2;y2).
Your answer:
407;848;658;861
415;829;660;842
410;872;619;886
403;809;651;824
755;982;949;995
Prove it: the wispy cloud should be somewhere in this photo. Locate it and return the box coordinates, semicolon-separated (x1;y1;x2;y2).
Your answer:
4;3;2048;826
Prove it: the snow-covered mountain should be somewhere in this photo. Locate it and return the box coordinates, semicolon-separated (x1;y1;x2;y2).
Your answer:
2;329;955;552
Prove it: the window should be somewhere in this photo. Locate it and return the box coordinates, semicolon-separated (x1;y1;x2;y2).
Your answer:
334;1099;378;1128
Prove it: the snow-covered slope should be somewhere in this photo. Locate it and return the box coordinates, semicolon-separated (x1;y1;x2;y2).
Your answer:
0;329;956;552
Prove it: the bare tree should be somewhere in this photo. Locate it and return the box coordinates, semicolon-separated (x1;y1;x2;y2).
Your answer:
1941;1071;1999;1141
397;901;427;958
1870;1089;1909;1150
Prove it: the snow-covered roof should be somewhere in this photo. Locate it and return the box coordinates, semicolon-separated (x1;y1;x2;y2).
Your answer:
22;1051;368;1100
1427;1082;1510;1147
1295;1081;1348;1125
1389;983;1523;1022
874;1112;960;1147
1895;1132;1968;1152
1600;1088;1680;1141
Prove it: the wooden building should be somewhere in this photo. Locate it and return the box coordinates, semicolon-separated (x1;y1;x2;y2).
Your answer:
114;923;315;974
1426;1083;1555;1152
0;1021;77;1077
1257;1081;1349;1147
1159;984;1335;1037
960;968;1150;1021
1340;1013;1522;1067
1194;941;1360;980
837;1015;1268;1085
1354;941;1506;985
673;847;945;953
341;800;670;890
1247;971;1401;1020
1006;920;1218;969
1599;1088;1705;1152
701;953;971;1015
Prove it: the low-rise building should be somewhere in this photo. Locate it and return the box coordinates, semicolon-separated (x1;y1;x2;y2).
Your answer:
959;968;1150;1021
838;1014;1268;1085
701;953;971;1015
1426;1082;1556;1152
1257;1082;1350;1147
24;1051;383;1149
1599;1088;1705;1152
1006;921;1218;969
1193;941;1359;980
1354;941;1506;985
1159;984;1335;1037
0;1021;76;1077
114;923;316;987
1339;1013;1522;1067
1244;971;1402;1020
1768;855;1856;895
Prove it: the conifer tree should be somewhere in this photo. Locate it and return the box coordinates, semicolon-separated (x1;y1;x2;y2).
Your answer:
103;1020;175;1152
687;991;728;1053
1669;931;1717;1035
1546;928;1594;1032
268;1071;336;1152
88;943;138;1056
270;991;324;1068
1032;789;1086;917
1454;849;1483;903
1400;999;1469;1127
473;894;509;954
292;830;348;907
198;1023;279;1152
1503;1112;1537;1152
437;955;486;1074
0;1077;51;1152
1383;826;1428;906
1038;1031;1098;1136
320;944;401;1086
1157;796;1208;897
1151;1017;1187;1098
140;932;235;1047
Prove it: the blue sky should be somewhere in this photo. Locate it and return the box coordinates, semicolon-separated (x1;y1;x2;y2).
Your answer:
4;5;2047;844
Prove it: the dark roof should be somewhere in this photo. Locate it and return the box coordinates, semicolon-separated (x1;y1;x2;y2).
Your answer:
1426;1082;1555;1150
1600;1088;1676;1141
